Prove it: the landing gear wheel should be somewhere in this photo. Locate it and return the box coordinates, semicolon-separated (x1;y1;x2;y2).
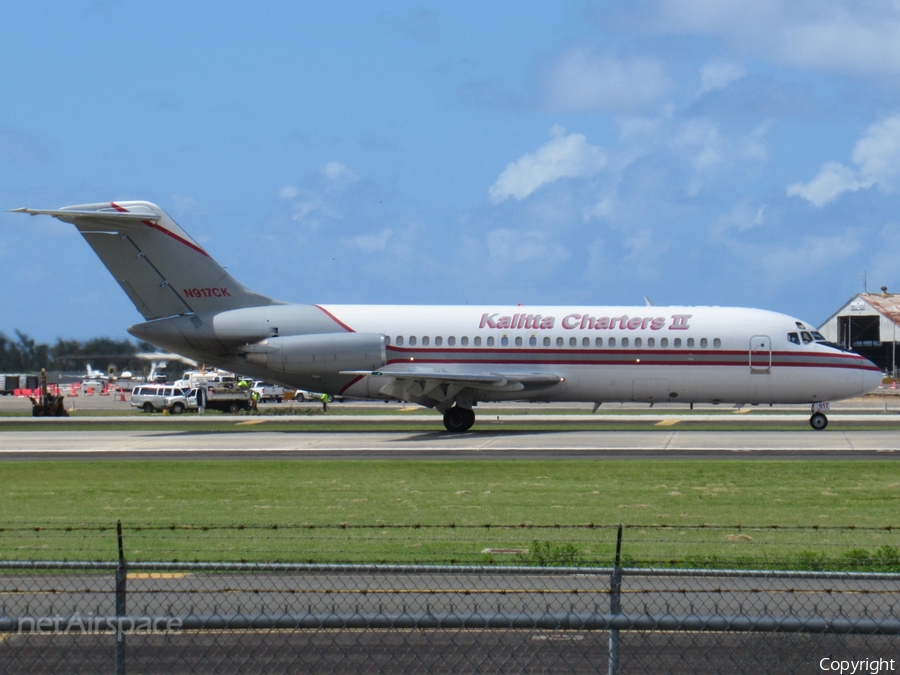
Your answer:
809;412;828;430
443;406;475;432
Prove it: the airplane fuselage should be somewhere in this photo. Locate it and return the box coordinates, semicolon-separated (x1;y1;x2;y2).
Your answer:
128;303;881;408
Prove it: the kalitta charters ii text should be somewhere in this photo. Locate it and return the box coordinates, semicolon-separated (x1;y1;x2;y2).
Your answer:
478;313;692;331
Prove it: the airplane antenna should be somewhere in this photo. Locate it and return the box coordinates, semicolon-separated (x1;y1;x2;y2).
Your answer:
644;295;654;307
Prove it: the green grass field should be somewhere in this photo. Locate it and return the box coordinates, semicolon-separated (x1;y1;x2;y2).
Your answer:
1;459;898;569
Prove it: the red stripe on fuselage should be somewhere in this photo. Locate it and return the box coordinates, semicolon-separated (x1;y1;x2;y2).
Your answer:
314;305;356;332
339;374;364;395
382;347;878;371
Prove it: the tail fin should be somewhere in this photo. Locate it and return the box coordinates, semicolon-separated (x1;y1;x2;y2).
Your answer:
12;201;280;320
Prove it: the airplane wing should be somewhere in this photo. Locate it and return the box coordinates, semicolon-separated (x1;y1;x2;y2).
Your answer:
341;367;562;411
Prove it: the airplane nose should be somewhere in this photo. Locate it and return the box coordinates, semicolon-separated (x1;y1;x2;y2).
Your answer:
859;359;883;395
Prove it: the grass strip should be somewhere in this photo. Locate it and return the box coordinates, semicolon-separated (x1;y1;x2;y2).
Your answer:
0;459;898;569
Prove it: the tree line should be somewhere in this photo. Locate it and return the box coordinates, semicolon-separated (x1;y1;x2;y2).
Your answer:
0;331;157;373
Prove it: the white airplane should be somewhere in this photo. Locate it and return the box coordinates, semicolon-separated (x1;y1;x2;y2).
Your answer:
13;201;881;431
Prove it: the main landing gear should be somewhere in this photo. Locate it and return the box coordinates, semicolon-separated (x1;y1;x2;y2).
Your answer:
443;406;475;432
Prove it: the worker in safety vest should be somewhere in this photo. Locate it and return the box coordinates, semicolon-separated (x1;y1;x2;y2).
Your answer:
320;392;328;412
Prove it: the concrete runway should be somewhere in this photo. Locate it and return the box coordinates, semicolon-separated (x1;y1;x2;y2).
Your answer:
2;428;900;460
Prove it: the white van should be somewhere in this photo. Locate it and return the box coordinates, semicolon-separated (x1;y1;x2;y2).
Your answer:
131;384;188;412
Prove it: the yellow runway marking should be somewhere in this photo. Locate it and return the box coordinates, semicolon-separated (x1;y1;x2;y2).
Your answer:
397;407;420;412
236;419;266;426
732;409;751;414
128;573;187;579
655;419;680;426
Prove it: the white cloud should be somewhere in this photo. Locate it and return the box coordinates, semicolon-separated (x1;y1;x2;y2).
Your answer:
542;48;671;112
650;0;900;76
759;233;862;279
787;115;900;206
670;119;725;173
347;228;393;253
485;228;570;268
699;59;745;93
852;115;900;185
713;199;769;234
321;161;359;183
489;125;606;203
279;186;299;200
786;161;869;206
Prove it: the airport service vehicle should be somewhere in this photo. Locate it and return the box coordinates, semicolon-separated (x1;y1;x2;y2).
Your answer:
164;386;251;414
251;381;285;403
131;385;188;413
15;201;882;431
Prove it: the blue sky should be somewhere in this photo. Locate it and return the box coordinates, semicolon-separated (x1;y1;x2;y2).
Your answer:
4;1;900;342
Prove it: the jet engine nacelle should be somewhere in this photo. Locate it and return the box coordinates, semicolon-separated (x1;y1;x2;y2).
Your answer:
241;332;386;374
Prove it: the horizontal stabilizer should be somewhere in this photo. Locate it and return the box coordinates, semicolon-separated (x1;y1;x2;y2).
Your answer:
9;207;160;222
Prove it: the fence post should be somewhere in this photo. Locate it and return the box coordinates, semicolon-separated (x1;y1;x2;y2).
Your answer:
115;520;127;675
608;524;623;675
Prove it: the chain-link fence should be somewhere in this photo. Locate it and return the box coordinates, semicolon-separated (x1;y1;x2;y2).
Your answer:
0;523;898;673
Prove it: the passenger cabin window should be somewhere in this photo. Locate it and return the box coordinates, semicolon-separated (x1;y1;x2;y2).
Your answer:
447;336;455;346
569;337;577;347
422;336;430;346
661;337;668;348
635;337;642;347
460;336;468;346
687;338;695;348
713;338;721;348
487;336;494;346
409;336;417;346
501;336;509;346
700;338;707;348
582;337;590;347
674;338;682;348
609;337;616;347
595;337;603;347
557;337;564;347
529;336;537;347
647;337;654;347
788;332;800;345
622;337;629;347
434;336;442;347
515;336;522;346
543;337;551;346
473;336;481;346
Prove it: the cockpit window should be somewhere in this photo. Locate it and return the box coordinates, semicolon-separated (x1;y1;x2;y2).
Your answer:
801;331;813;344
811;331;826;341
795;322;806;330
788;332;800;344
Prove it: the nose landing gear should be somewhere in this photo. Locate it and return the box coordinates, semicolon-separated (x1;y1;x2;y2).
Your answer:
809;412;828;430
443;406;475;432
809;402;830;430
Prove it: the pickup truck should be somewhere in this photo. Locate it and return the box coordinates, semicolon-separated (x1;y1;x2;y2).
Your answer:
251;381;286;403
164;386;251;414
